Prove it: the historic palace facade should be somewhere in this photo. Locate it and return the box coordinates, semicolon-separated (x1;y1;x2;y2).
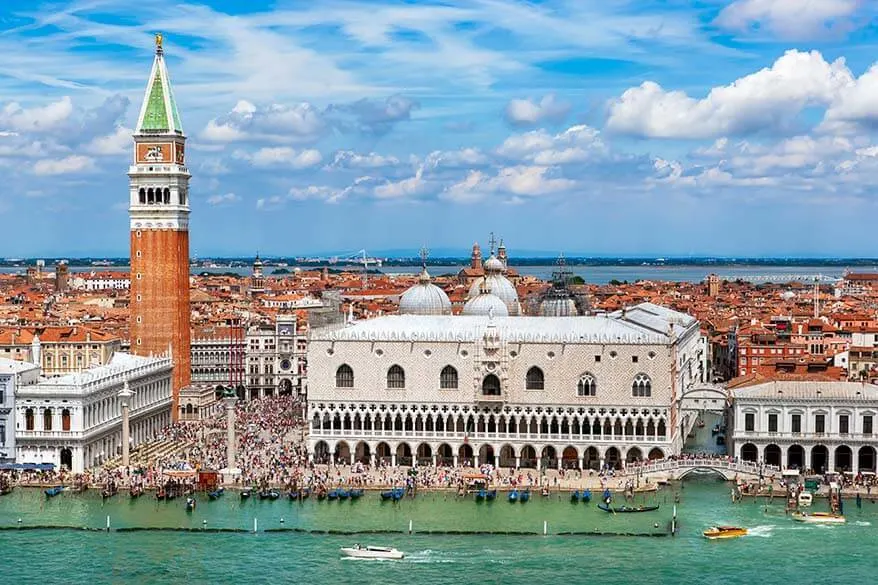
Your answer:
307;303;705;470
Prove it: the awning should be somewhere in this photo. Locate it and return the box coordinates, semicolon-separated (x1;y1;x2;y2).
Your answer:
463;473;488;480
163;469;197;477
0;463;55;471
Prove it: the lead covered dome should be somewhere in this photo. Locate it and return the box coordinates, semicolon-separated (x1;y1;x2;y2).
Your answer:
468;253;520;316
399;267;452;316
463;281;509;317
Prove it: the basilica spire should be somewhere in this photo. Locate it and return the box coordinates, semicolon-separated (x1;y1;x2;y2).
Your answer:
135;33;184;135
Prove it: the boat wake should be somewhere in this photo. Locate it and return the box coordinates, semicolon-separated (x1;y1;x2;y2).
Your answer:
746;525;775;538
405;550;458;564
854;521;871;527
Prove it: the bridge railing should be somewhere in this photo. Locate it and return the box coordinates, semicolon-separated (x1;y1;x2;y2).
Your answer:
620;458;780;477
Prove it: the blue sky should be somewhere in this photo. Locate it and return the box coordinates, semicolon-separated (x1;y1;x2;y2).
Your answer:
2;0;878;257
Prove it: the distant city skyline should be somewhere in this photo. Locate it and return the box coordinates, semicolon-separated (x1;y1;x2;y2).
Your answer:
3;1;878;257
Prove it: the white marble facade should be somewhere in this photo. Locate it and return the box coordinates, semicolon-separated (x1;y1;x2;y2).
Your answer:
307;303;705;470
732;381;878;474
15;353;173;472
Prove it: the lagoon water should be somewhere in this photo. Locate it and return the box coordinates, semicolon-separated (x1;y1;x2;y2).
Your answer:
2;478;876;584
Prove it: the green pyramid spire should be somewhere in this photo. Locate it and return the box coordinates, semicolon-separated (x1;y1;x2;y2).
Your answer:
142;70;169;132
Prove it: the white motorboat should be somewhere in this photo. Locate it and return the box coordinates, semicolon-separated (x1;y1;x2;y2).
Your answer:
791;511;846;524
340;545;405;560
797;492;813;507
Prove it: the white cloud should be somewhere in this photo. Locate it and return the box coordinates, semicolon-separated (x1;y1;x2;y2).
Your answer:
373;167;427;199
822;64;878;132
328;150;401;169
256;195;285;210
32;155;94;176
85;126;131;155
715;0;859;39
203;100;327;144
236;147;323;169
206;193;241;206
443;165;575;202
424;148;490;169
0;97;74;133
607;50;853;138
504;93;571;126
496;124;606;163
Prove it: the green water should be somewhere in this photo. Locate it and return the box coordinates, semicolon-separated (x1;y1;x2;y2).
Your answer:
2;479;876;584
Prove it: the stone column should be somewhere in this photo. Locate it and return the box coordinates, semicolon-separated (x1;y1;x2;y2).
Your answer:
225;396;237;471
515;456;521;469
453;454;458;467
119;381;134;468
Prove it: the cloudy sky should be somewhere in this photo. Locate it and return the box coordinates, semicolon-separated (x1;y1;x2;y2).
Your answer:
2;0;878;257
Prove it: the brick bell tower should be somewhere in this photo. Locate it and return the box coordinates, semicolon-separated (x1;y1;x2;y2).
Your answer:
129;33;191;419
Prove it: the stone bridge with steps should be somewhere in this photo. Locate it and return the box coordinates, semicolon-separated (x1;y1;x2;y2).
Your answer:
620;458;780;481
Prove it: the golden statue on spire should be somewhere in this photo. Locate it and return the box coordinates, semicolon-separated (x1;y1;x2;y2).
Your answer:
155;32;163;50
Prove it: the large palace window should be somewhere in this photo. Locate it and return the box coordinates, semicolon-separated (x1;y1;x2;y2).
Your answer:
577;373;597;396
632;373;652;397
440;365;458;389
387;365;406;389
482;374;501;396
335;364;354;388
526;367;545;390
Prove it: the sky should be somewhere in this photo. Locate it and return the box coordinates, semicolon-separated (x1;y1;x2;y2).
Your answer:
2;0;878;258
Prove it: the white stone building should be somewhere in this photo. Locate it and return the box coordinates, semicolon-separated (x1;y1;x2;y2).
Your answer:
245;315;303;399
0;359;40;465
14;352;173;472
307;303;704;470
731;381;878;474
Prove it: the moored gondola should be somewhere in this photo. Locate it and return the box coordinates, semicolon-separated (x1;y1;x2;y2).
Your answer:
485;489;497;501
349;489;364;499
581;489;592;503
44;486;64;497
380;488;404;501
185;497;196;512
337;489;350;500
129;486;144;499
240;489;251;500
508;489;519;503
598;503;660;513
571;490;581;503
207;487;224;500
519;489;530;503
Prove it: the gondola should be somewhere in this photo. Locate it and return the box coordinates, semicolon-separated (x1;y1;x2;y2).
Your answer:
44;486;64;497
288;490;300;500
185;497;196;512
519;490;530;503
240;489;251;500
0;486;13;496
598;503;660;513
571;490;582;503
485;489;497;501
101;488;117;499
258;489;280;500
349;489;364;499
327;489;339;500
300;488;311;500
207;487;224;500
508;489;519;503
581;489;592;503
475;489;487;502
337;489;350;500
380;488;404;501
129;486;144;499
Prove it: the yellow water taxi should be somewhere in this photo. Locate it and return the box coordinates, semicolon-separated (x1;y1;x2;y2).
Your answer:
703;526;748;540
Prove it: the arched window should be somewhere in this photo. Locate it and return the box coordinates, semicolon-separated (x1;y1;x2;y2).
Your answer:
335;364;354;388
138;188;146;204
44;408;53;431
577;373;596;396
387;365;406;389
163;188;170;204
147;188;154;204
632;373;652;397
61;409;71;431
482;374;501;396
440;365;458;389
526;366;544;390
25;408;34;431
